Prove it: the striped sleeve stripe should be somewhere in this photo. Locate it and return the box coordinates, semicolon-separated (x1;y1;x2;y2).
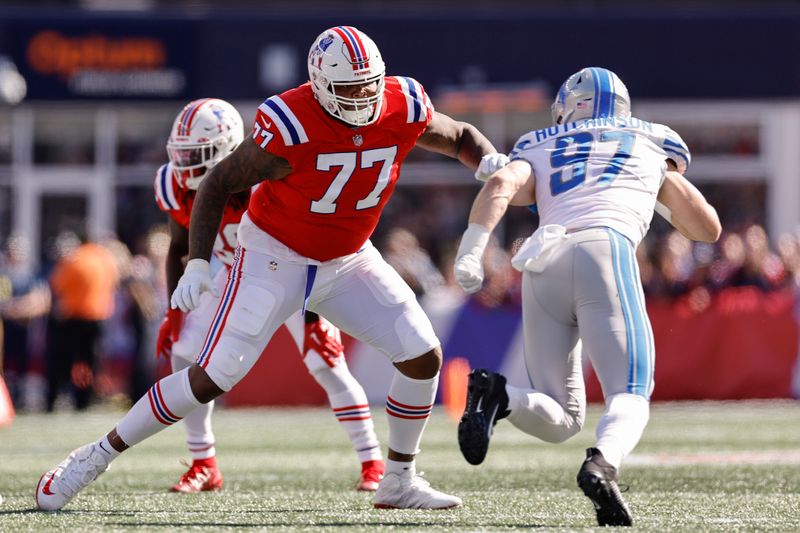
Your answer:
385;396;432;420
148;382;182;425
334;404;372;421
154;164;179;210
258;96;308;147
663;137;690;159
187;442;216;452
664;147;688;161
397;76;425;123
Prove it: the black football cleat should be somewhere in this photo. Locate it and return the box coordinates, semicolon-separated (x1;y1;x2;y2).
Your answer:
577;447;633;527
457;369;509;465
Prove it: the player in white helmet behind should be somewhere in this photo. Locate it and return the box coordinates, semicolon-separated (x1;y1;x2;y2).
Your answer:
103;98;384;497
454;67;721;527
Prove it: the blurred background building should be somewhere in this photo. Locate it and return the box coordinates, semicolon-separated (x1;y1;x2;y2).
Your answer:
1;0;799;409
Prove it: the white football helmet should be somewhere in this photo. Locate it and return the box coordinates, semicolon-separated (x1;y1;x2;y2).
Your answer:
166;98;244;189
551;67;631;125
308;26;386;127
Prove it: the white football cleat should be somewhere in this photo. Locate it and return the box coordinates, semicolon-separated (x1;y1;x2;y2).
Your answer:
35;443;111;511
373;471;462;509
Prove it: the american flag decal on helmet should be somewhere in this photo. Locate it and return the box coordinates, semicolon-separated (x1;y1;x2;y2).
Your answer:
332;26;370;70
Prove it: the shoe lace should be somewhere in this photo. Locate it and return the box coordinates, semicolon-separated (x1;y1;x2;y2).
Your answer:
408;472;431;490
178;460;210;487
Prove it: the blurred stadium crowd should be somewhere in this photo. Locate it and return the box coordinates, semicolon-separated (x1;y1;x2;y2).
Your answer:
3;202;800;411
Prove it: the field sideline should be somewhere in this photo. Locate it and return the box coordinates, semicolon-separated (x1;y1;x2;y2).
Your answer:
1;401;799;532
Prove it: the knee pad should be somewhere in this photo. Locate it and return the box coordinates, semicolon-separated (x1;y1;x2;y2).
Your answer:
202;335;260;392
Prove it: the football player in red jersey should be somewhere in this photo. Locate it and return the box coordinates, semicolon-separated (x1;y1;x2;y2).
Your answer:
153;98;384;493
36;26;506;511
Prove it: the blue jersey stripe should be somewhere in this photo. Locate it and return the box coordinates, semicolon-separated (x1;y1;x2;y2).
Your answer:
158;165;176;210
400;76;422;122
663;138;685;149
264;98;300;145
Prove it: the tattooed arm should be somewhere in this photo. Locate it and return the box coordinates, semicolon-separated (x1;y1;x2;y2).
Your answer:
188;137;292;261
416;111;498;171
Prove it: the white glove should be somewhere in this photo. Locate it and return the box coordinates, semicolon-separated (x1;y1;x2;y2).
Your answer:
170;259;219;312
474;153;510;182
454;223;491;294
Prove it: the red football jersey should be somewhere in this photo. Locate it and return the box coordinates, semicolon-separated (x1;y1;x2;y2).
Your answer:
247;76;434;262
154;162;250;267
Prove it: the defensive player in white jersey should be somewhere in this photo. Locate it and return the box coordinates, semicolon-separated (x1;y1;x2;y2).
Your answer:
454;67;721;527
153;98;384;493
35;26;504;512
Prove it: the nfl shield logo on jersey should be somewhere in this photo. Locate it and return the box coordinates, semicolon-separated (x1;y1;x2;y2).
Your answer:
353;134;363;146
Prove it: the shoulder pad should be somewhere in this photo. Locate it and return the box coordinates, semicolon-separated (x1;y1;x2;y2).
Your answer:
154;163;180;211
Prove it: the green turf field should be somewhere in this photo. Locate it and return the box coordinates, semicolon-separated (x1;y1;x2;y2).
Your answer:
1;401;799;532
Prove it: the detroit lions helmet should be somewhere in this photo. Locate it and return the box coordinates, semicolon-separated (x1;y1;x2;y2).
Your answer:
166;98;244;189
308;26;386;127
551;67;631;125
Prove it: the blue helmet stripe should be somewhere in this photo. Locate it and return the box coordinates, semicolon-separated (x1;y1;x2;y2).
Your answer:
591;68;600;118
336;26;364;63
593;68;612;118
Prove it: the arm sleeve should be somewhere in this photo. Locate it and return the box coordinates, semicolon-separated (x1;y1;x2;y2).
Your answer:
395;76;434;127
252;96;306;160
659;125;691;174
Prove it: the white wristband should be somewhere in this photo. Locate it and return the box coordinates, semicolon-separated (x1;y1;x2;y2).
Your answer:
184;258;210;274
457;223;491;260
654;201;672;224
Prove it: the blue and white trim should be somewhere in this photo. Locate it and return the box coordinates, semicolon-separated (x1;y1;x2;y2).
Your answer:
154;163;179;210
258;96;309;146
607;228;654;398
397;76;431;123
662;127;691;171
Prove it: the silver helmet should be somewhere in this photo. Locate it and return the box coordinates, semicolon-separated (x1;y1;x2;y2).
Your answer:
551;67;631;125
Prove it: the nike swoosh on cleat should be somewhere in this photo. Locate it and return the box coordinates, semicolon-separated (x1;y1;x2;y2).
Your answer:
41;472;57;496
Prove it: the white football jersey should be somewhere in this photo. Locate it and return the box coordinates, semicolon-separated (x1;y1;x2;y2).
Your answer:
510;116;690;246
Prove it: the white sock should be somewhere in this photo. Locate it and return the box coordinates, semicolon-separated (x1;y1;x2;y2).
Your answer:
595;393;650;469
115;367;201;447
506;383;586;444
311;359;381;463
385;371;437;456
386;458;416;478
172;357;216;460
95;435;121;461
